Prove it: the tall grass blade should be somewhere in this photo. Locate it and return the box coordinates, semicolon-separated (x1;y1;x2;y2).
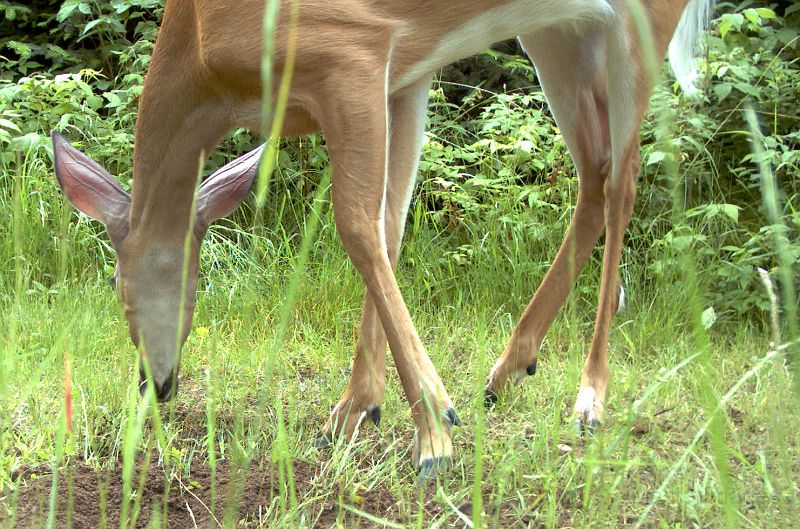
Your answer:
744;104;799;393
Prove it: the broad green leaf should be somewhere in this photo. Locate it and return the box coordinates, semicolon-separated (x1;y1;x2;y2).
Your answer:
719;204;740;223
647;151;666;166
755;8;776;20
714;83;732;102
56;1;80;22
10;132;43;152
743;9;761;27
82;18;104;35
0;119;21;133
700;307;717;330
719;13;744;39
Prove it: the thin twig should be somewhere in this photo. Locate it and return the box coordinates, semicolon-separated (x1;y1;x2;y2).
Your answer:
174;472;223;528
653;404;678;417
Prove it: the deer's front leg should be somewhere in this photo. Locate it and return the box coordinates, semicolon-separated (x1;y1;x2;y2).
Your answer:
321;77;433;445
314;66;456;479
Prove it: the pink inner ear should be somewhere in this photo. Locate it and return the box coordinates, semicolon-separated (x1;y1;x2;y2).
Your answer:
52;131;131;227
197;144;265;226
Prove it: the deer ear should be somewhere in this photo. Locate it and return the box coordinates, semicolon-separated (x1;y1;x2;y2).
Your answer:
196;144;264;230
52;131;131;242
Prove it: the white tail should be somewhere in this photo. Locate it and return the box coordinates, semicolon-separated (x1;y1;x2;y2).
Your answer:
668;0;715;94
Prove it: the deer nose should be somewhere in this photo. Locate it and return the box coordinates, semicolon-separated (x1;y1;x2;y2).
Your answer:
139;367;179;402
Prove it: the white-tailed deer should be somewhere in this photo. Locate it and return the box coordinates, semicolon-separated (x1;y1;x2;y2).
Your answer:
53;0;713;480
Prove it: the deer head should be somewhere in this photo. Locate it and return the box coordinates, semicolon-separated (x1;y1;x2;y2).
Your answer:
52;131;263;401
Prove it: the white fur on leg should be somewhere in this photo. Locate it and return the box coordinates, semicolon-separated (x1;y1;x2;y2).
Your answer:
487;357;503;384
488;356;527;386
616;283;626;315
574;386;598;422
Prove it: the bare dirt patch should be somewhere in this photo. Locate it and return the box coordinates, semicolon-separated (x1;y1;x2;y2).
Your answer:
4;456;403;529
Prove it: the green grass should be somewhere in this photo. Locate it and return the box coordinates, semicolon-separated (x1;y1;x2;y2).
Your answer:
0;148;798;528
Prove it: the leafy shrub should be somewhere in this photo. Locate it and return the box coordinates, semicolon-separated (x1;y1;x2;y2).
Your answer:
635;2;800;319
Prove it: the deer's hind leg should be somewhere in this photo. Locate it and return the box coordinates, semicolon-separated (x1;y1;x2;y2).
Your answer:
570;2;687;432
489;4;686;431
486;25;614;402
321;76;433;444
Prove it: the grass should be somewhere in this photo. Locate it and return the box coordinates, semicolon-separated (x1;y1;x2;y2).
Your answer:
0;145;798;527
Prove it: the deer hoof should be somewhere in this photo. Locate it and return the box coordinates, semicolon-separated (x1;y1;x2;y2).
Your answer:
526;360;537;376
573;417;601;437
368;404;381;426
416;456;451;486
444;407;461;427
484;388;498;408
316;431;333;449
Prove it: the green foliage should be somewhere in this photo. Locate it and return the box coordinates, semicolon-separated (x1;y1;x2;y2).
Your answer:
635;1;800;319
0;0;163;76
0;1;798;321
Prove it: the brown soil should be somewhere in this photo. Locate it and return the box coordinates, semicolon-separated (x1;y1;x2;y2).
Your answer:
3;456;404;529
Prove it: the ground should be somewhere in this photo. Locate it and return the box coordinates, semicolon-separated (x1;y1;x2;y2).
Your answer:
2;296;797;527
